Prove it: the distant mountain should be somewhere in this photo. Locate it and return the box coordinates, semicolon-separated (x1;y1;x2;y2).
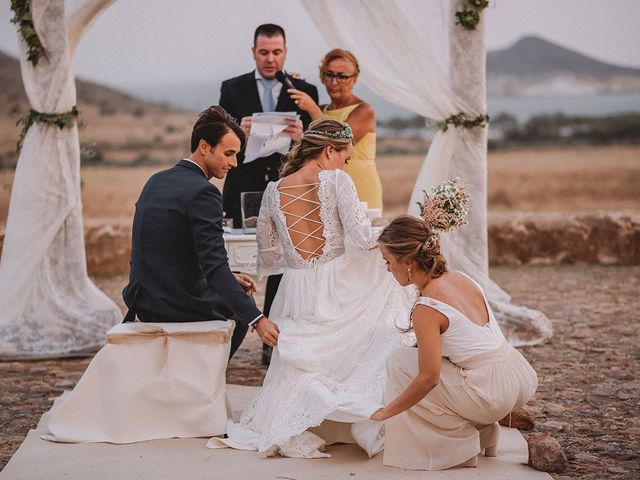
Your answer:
2;35;640;121
487;36;640;96
0;50;182;117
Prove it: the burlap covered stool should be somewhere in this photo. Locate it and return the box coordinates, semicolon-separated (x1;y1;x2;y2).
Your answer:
42;321;235;444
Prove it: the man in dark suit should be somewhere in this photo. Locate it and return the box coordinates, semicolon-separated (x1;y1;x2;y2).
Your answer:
220;23;319;228
122;106;279;358
219;24;318;363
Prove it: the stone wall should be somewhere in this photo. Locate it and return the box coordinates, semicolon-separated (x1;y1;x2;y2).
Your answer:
488;212;640;266
1;212;638;275
83;219;132;276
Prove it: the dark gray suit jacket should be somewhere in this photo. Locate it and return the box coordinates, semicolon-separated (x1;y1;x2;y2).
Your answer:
122;160;262;326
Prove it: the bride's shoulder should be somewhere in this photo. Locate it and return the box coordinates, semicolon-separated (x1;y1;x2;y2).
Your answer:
320;168;351;184
264;180;279;192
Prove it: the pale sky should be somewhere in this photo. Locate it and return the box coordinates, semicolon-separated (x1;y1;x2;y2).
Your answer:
1;0;639;90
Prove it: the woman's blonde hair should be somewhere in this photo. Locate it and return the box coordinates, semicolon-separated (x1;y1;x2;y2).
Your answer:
378;215;448;332
378;215;448;282
280;119;353;177
319;48;360;80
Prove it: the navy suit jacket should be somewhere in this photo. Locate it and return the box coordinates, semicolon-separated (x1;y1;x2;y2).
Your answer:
219;71;318;227
122;160;262;327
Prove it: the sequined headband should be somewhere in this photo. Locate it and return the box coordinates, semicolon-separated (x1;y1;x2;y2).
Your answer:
304;123;353;139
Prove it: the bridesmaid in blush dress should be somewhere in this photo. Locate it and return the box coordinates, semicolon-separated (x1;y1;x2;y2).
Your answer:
372;212;538;470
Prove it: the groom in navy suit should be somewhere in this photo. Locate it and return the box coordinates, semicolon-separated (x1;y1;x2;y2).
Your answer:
122;106;279;357
219;24;318;363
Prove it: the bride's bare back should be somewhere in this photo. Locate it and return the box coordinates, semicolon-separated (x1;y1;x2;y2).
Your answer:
278;170;326;261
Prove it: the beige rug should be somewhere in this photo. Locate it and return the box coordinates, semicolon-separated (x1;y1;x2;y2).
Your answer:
1;385;551;480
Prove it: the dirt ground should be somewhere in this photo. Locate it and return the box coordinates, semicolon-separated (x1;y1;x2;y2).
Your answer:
1;265;638;479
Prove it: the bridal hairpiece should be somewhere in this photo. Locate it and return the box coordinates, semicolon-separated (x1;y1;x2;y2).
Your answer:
422;234;440;253
417;177;470;232
304;123;353;139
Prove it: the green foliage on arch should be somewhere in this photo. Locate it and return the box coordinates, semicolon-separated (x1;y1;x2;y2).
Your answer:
16;107;81;152
10;0;44;66
455;0;489;31
429;113;490;132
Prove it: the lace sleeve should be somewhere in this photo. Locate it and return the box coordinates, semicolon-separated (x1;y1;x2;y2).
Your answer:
334;170;381;251
256;184;285;279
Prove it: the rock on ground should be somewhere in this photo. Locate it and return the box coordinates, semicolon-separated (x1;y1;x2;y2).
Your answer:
499;406;535;431
527;432;569;473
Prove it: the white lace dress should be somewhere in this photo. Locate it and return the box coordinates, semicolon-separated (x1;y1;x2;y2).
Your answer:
208;169;414;458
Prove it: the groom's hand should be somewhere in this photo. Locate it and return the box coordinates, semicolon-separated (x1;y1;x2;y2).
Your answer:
234;273;257;295
255;316;279;348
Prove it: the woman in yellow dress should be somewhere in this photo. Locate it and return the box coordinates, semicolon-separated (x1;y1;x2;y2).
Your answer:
288;49;383;210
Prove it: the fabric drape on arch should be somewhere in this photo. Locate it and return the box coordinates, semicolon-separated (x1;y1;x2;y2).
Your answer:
301;0;552;346
0;0;121;359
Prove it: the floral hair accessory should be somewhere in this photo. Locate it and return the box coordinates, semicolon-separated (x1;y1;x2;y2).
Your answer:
423;235;439;251
417;177;469;232
304;123;353;139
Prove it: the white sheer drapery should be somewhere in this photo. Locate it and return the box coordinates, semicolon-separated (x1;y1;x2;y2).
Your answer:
0;0;120;359
0;0;550;357
301;0;552;345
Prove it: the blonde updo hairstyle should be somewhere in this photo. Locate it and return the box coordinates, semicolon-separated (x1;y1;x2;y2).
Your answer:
319;48;360;81
378;215;448;283
280;118;353;177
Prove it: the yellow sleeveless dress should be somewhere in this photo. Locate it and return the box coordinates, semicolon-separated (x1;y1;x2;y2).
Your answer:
322;104;383;210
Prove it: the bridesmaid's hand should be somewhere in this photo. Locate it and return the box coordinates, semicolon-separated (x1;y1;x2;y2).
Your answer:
370;408;388;421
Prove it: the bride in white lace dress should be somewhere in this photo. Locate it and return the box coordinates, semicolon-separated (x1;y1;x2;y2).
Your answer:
208;119;413;458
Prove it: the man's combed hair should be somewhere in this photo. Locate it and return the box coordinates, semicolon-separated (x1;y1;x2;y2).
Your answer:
190;106;245;153
254;23;286;46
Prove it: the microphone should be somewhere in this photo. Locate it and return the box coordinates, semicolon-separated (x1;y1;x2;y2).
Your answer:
275;70;295;91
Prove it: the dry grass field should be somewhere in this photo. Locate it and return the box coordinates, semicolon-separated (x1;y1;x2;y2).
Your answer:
379;145;640;214
0;108;194;168
2;144;637;224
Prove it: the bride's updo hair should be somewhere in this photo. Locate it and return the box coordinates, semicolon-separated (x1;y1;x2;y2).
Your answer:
378;215;448;281
280;119;353;177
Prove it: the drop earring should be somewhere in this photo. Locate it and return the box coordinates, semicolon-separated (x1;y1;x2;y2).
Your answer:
407;264;412;283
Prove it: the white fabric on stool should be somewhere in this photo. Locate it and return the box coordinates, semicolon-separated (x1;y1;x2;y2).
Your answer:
42;321;234;444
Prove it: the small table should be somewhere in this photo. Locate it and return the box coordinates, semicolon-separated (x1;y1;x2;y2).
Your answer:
224;231;258;276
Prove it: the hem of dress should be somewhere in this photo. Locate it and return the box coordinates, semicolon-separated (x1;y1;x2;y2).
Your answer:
256;404;335;458
383;447;481;471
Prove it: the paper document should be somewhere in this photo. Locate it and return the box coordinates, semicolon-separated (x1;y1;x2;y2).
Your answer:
244;111;299;164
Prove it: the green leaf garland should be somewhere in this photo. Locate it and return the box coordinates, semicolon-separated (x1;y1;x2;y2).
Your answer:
11;1;81;153
10;0;44;65
428;113;490;132
455;0;489;31
16;106;80;152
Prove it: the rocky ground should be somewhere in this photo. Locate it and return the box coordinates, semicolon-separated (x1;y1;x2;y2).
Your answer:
1;265;638;478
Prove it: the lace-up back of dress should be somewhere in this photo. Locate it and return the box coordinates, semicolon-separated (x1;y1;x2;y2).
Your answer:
277;183;326;261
